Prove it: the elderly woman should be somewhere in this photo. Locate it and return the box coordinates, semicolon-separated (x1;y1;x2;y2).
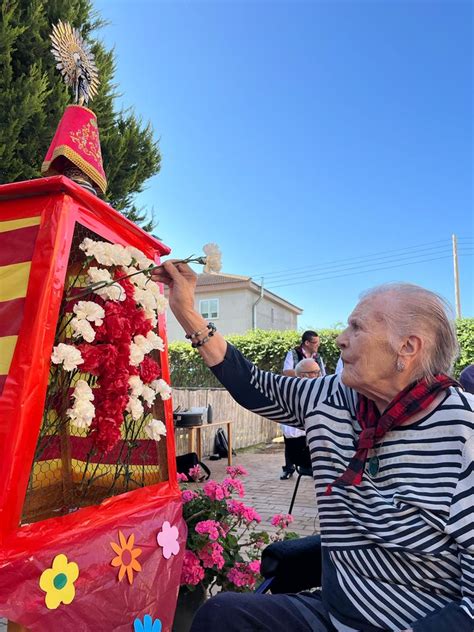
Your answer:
154;263;473;632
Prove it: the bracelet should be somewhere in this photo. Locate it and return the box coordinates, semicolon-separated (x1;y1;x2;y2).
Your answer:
185;322;217;340
190;322;217;348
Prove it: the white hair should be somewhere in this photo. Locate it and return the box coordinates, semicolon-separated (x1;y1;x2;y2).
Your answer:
295;358;320;376
359;283;459;380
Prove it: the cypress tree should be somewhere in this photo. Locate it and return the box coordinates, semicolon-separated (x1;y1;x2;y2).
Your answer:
0;0;160;229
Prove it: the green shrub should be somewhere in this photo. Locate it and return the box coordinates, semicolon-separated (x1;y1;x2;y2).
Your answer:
454;318;474;376
168;328;342;388
169;319;474;388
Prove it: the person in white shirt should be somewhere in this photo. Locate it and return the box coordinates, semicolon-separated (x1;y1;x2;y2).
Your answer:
280;358;321;479
282;330;326;377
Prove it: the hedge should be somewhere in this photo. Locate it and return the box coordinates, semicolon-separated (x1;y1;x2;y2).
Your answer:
168;319;474;388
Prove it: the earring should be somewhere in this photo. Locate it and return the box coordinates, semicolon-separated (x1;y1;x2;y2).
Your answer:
396;359;405;372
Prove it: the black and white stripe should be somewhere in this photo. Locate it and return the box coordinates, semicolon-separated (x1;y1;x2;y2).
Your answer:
211;345;474;631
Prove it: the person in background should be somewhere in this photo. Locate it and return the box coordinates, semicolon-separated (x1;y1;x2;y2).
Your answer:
282;330;326;377
459;364;474;394
280;358;321;480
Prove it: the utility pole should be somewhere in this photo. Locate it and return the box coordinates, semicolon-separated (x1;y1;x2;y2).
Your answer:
452;234;462;318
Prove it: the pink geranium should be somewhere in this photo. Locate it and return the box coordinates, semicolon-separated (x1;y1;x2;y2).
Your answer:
188;464;203;481
182;490;198;503
195;520;222;541
227;561;261;590
270;513;294;529
226;465;248;478
180;550;205;586
227;500;261;524
198;542;225;570
203;480;231;501
222;477;245;498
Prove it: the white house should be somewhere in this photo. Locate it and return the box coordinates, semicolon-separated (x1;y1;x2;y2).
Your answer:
165;272;303;341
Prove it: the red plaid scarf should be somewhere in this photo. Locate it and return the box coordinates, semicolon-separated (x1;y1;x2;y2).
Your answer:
325;374;458;494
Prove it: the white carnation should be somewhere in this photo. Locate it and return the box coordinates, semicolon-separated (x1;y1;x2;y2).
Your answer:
67;380;95;429
72;379;94;401
146;331;165;352
70;317;96;343
51;343;84;371
125;246;155;271
141;385;157;406
87;266;112;285
203;243;222;274
122;266;149;289
144;310;158;327
133;334;153;354
128;375;145;398
67;399;95;429
129;342;146;367
87;267;125;302
73;301;105;325
144;418;167;441
151;378;172;401
134;287;157;314
109;244;133;267
155;294;168;315
126;396;144;421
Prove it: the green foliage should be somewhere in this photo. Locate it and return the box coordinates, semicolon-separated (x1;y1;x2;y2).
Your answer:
454;318;474;376
0;0;160;227
169;319;474;388
169;328;343;388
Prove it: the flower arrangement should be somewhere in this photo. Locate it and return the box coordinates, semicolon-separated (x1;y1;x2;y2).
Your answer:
49;238;171;455
179;464;298;594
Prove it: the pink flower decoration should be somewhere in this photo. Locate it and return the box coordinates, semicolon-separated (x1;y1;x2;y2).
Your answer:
195;520;222;541
198;542;225;570
223;477;245;497
227;561;261;590
177;473;188;483
157;521;180;559
226;465;248;478
270;513;294;529
180;550;205;586
182;489;198;503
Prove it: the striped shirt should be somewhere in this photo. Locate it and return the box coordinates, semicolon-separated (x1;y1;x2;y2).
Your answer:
212;345;474;632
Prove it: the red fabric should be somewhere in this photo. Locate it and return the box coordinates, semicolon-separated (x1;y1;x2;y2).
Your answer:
0;298;26;337
0;176;182;630
326;374;459;494
0;224;39;266
41;105;107;194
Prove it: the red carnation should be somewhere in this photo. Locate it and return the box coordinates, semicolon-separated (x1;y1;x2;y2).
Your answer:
139;357;161;383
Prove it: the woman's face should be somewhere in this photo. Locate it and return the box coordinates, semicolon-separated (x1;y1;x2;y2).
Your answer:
336;296;398;398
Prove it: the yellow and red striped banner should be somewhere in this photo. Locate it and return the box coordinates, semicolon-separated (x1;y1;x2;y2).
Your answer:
0;216;41;394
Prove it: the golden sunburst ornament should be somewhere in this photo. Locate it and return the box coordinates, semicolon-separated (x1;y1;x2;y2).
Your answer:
50;20;99;105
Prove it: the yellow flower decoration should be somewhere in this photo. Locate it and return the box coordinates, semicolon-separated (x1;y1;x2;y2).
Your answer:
39;553;79;610
110;530;142;585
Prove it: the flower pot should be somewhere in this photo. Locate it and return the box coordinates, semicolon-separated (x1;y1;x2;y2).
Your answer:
172;585;207;632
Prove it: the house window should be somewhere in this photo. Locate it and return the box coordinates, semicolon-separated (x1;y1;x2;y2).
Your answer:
200;298;219;319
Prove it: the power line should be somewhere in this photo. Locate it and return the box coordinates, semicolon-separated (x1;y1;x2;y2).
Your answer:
251;238;452;278
259;245;457;284
265;251;474;289
252;237;473;280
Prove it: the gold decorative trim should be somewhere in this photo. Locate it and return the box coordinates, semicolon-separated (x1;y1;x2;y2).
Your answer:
41;144;107;194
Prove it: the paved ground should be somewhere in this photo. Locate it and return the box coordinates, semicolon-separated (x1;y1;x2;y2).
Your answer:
0;443;319;630
196;441;320;537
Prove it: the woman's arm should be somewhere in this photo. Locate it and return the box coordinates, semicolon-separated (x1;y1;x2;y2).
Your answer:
152;261;227;366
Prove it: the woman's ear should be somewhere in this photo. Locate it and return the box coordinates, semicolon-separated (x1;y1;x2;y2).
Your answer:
398;335;423;359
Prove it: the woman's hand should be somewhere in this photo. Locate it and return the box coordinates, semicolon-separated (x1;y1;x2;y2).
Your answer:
151;260;197;319
152;260;227;365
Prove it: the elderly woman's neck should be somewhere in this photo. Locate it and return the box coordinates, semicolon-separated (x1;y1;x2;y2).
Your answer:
359;375;418;414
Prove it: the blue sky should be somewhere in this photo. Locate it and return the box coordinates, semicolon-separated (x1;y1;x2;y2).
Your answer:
94;0;473;329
